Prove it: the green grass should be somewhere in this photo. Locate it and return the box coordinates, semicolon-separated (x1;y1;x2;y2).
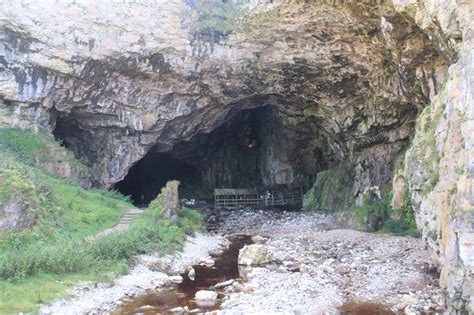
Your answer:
0;128;87;173
0;127;203;312
0;263;128;314
0;273;94;314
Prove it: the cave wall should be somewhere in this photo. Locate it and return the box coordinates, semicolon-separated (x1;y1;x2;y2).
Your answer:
393;0;474;312
0;0;433;189
1;0;473;312
170;105;320;189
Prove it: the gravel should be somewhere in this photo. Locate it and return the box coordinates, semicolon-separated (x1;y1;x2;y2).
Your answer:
208;208;444;314
40;209;444;314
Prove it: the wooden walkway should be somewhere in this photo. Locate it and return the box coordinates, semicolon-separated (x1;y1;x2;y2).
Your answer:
214;184;304;209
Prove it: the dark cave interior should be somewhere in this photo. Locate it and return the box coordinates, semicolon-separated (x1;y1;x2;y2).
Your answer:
53;105;327;206
112;105;314;205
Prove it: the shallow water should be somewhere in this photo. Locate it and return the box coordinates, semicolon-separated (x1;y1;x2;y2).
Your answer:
115;234;252;314
338;300;395;315
116;233;403;315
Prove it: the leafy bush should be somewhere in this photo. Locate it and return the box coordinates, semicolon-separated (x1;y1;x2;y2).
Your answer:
382;219;419;237
146;196;166;219
348;188;419;237
382;188;419;237
350;193;391;232
177;207;204;235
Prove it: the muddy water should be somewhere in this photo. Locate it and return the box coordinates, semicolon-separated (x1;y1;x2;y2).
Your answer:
115;235;252;314
338;301;395;315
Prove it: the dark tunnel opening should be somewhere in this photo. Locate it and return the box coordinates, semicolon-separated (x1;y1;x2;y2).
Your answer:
113;153;200;205
113;106;276;206
51;104;333;208
112;105;324;207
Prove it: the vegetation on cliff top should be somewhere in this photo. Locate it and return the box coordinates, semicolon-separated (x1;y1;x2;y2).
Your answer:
185;0;248;42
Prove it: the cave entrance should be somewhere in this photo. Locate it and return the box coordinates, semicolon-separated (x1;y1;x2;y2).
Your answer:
114;105;303;206
113;152;201;205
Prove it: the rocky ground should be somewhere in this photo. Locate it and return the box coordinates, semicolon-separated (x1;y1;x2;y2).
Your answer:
41;209;444;314
208;209;444;315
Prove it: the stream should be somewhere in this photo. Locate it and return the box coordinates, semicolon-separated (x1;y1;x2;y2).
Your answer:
114;232;395;315
40;210;443;314
115;235;253;314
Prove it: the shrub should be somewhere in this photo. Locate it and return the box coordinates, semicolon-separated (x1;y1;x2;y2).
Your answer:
382;188;419;237
177;207;204;235
115;261;130;276
0;206;203;280
350;193;391;232
382;219;419;237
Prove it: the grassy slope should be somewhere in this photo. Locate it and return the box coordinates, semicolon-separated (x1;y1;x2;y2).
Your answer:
0;128;131;313
0;127;203;313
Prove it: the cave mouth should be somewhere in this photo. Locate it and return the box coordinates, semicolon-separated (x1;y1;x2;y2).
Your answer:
113;153;205;205
113;105;323;206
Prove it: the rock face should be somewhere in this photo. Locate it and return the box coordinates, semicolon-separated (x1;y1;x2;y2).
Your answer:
0;0;473;312
195;290;218;307
0;196;30;231
156;180;180;218
396;0;474;312
1;0;434;194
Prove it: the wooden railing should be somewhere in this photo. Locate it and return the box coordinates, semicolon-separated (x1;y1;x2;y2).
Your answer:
214;185;304;209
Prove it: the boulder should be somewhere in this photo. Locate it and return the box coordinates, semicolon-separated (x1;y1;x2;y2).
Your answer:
169;275;183;283
195;290;218;307
238;244;271;266
0;196;32;231
157;181;180;218
188;268;196;281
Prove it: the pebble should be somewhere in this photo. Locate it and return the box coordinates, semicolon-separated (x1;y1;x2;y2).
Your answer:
401;294;418;305
169;276;183;283
200;258;215;267
215;279;235;288
168;306;185;313
205;209;444;314
251;235;267;244
188;268;196;281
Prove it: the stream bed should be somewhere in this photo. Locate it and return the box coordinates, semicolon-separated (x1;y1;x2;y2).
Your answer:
115;235;252;314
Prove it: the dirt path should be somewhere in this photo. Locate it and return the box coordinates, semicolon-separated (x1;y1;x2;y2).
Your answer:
88;208;145;241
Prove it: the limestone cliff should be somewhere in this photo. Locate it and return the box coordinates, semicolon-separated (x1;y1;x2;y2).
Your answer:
0;0;472;312
395;0;474;312
1;0;434;190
